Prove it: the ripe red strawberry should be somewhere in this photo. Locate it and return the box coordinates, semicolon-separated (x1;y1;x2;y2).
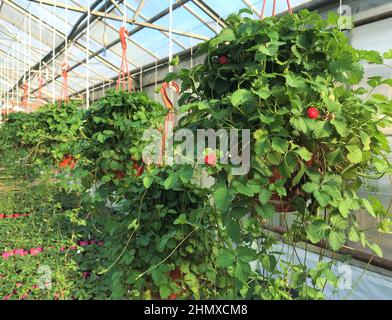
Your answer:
0;214;4;219
205;153;217;166
218;55;229;65
307;107;319;119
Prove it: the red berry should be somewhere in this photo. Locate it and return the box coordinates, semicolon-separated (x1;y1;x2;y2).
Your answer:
218;55;229;65
307;107;319;119
204;153;217;166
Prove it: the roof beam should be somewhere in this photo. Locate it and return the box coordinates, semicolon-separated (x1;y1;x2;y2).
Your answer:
3;0;119;93
29;0;209;41
192;0;226;28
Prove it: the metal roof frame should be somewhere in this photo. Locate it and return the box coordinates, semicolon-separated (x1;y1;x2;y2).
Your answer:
0;0;312;107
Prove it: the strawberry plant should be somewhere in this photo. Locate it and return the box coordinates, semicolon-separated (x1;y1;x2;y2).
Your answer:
168;9;392;298
80;90;166;186
0;101;84;176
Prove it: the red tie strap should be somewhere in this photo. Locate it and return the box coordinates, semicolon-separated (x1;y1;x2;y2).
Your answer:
159;81;180;165
37;78;44;99
261;0;293;19
116;27;133;92
21;83;29;101
60;62;70;103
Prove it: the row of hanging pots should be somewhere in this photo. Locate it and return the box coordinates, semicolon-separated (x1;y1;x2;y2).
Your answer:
2;240;104;260
0;213;30;219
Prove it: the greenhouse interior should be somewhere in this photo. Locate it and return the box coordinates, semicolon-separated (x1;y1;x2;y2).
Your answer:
0;0;391;302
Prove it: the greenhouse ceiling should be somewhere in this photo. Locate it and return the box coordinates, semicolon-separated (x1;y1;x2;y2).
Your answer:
0;0;313;108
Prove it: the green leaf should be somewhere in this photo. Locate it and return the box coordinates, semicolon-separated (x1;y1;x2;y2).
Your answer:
259;189;272;205
349;227;360;242
314;190;331;207
362;198;376;217
346;145;363;164
252;86;271;100
143;176;153;189
306;220;330;243
357;50;383;64
302;182;319;193
173;214;187;225
234;260;252;282
330;119;347;137
360;131;371;151
285;73;306;88
271;137;288;154
330;215;347;230
159;285;172;299
328;230;345;251
214;186;233;212
261;255;277;273
368;243;383;257
169;55;180;66
339;198;352;218
216;249;236;267
163;174;178;190
384;49;392;59
227;220;241;243
231;89;255;107
295;147;312;161
255;204;276;219
233;181;255;197
211;28;235;46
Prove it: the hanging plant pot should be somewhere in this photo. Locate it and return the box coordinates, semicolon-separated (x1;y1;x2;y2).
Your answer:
269;198;296;213
267;167;301;213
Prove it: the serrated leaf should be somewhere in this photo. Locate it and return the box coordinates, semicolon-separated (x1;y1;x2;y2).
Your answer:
233;181;255;197
231;89;255;107
349;227;360;242
302;182;319;193
331;215;347;230
255;204;276;219
227;220;241;243
211;28;236;46
216;249;235;267
330;119;347;137
368;243;383;257
261;255;277;273
159;285;172;299
306;220;330;243
314;190;331;207
285;72;306;88
214;186;233;212
295;147;312;161
173;214;187;225
362;198;376;217
346;145;363;164
259;189;272;205
271;137;288;154
328;230;345;251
